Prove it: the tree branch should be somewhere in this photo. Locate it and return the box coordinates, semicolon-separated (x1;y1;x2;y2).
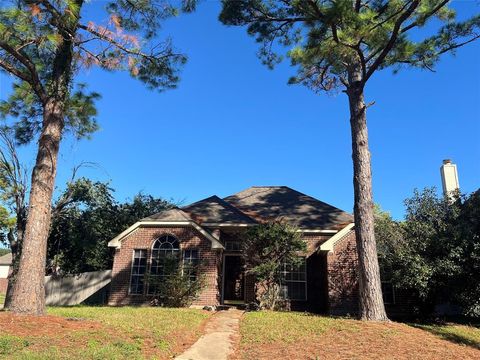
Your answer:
77;24;173;61
0;42;47;103
364;0;420;82
401;0;450;33
0;58;31;83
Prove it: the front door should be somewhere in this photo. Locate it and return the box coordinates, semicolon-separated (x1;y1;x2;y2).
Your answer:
223;255;245;304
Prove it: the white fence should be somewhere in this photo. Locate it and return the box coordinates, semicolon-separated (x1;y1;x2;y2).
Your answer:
45;270;112;306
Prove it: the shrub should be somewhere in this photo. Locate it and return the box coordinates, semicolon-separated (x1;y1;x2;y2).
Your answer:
147;256;206;307
242;220;306;310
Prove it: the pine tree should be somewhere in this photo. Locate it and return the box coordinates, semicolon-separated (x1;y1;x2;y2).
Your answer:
0;0;195;315
219;0;479;320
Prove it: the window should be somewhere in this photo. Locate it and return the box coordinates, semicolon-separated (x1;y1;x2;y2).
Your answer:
183;249;199;281
382;282;395;304
225;240;241;252
148;235;180;294
130;249;147;295
280;257;307;301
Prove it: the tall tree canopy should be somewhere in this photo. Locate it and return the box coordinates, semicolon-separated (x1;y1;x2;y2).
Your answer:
48;185;174;275
0;0;194;315
219;0;479;320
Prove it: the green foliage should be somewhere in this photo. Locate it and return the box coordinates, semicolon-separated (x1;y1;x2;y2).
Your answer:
147;256;206;307
375;188;480;317
0;82;100;144
48;181;174;274
0;247;10;256
0;0;196;145
243;220;306;310
220;1;480;92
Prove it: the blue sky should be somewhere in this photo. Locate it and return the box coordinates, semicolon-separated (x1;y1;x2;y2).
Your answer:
0;1;479;220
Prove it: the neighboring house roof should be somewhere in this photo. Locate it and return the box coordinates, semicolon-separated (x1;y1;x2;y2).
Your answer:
0;253;12;266
182;196;257;225
224;186;353;230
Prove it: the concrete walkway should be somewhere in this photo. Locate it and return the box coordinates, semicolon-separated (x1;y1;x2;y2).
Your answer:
175;309;243;360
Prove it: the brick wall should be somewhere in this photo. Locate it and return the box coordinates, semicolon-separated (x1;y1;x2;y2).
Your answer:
326;230;359;315
108;226;220;306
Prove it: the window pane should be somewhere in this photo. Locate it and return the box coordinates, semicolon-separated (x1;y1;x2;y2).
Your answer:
148;235;181;294
130;249;147;294
183;249;199;281
280;257;307;301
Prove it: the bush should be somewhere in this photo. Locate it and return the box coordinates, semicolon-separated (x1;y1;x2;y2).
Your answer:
147;256;206;307
242;220;306;310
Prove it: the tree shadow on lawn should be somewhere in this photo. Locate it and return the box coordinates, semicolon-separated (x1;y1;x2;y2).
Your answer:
408;320;480;350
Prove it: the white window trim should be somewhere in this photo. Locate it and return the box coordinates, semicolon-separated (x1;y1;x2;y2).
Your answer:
128;249;147;296
108;221;224;249
281;256;308;301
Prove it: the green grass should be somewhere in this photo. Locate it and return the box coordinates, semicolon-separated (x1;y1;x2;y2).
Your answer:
411;322;480;349
240;311;359;345
0;293;4;306
0;306;210;360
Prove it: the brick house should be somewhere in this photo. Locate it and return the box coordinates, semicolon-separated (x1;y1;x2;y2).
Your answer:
108;186;359;315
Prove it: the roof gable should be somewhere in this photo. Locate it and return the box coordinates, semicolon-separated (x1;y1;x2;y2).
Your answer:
223;186;353;229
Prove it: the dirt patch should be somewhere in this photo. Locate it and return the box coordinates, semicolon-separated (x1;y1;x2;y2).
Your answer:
0;312;103;338
237;320;480;360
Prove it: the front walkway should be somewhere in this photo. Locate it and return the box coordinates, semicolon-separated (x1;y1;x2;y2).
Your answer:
175;309;243;360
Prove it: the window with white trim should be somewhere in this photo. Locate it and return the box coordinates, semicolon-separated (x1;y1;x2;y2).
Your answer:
183;249;199;281
280;257;307;301
130;249;147;295
148;235;180;294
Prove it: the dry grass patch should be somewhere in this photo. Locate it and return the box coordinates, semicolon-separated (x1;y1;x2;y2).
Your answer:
236;311;480;360
0;306;211;359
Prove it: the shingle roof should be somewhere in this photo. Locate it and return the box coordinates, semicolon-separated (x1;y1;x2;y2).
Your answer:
141;208;192;222
0;252;12;265
182;196;257;225
223;186;353;229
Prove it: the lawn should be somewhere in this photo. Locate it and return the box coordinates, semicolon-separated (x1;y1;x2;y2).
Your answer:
236;311;480;360
0;293;4;306
0;306;211;359
411;322;480;349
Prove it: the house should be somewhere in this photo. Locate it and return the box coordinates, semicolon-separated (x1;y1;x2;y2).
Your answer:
108;186;359;314
0;252;12;294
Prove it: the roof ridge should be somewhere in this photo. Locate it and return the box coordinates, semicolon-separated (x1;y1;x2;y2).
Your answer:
214;196;257;223
287;187;349;213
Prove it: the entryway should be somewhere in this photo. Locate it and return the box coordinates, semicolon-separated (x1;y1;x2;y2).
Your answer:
222;255;245;305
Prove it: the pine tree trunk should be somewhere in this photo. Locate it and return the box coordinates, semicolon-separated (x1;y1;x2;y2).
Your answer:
4;209;26;308
6;3;80;312
7;99;65;315
347;76;389;321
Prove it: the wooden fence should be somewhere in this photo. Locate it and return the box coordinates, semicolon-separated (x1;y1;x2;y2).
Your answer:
45;270;112;306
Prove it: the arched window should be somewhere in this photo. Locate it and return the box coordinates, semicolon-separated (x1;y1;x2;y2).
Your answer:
148;235;180;294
